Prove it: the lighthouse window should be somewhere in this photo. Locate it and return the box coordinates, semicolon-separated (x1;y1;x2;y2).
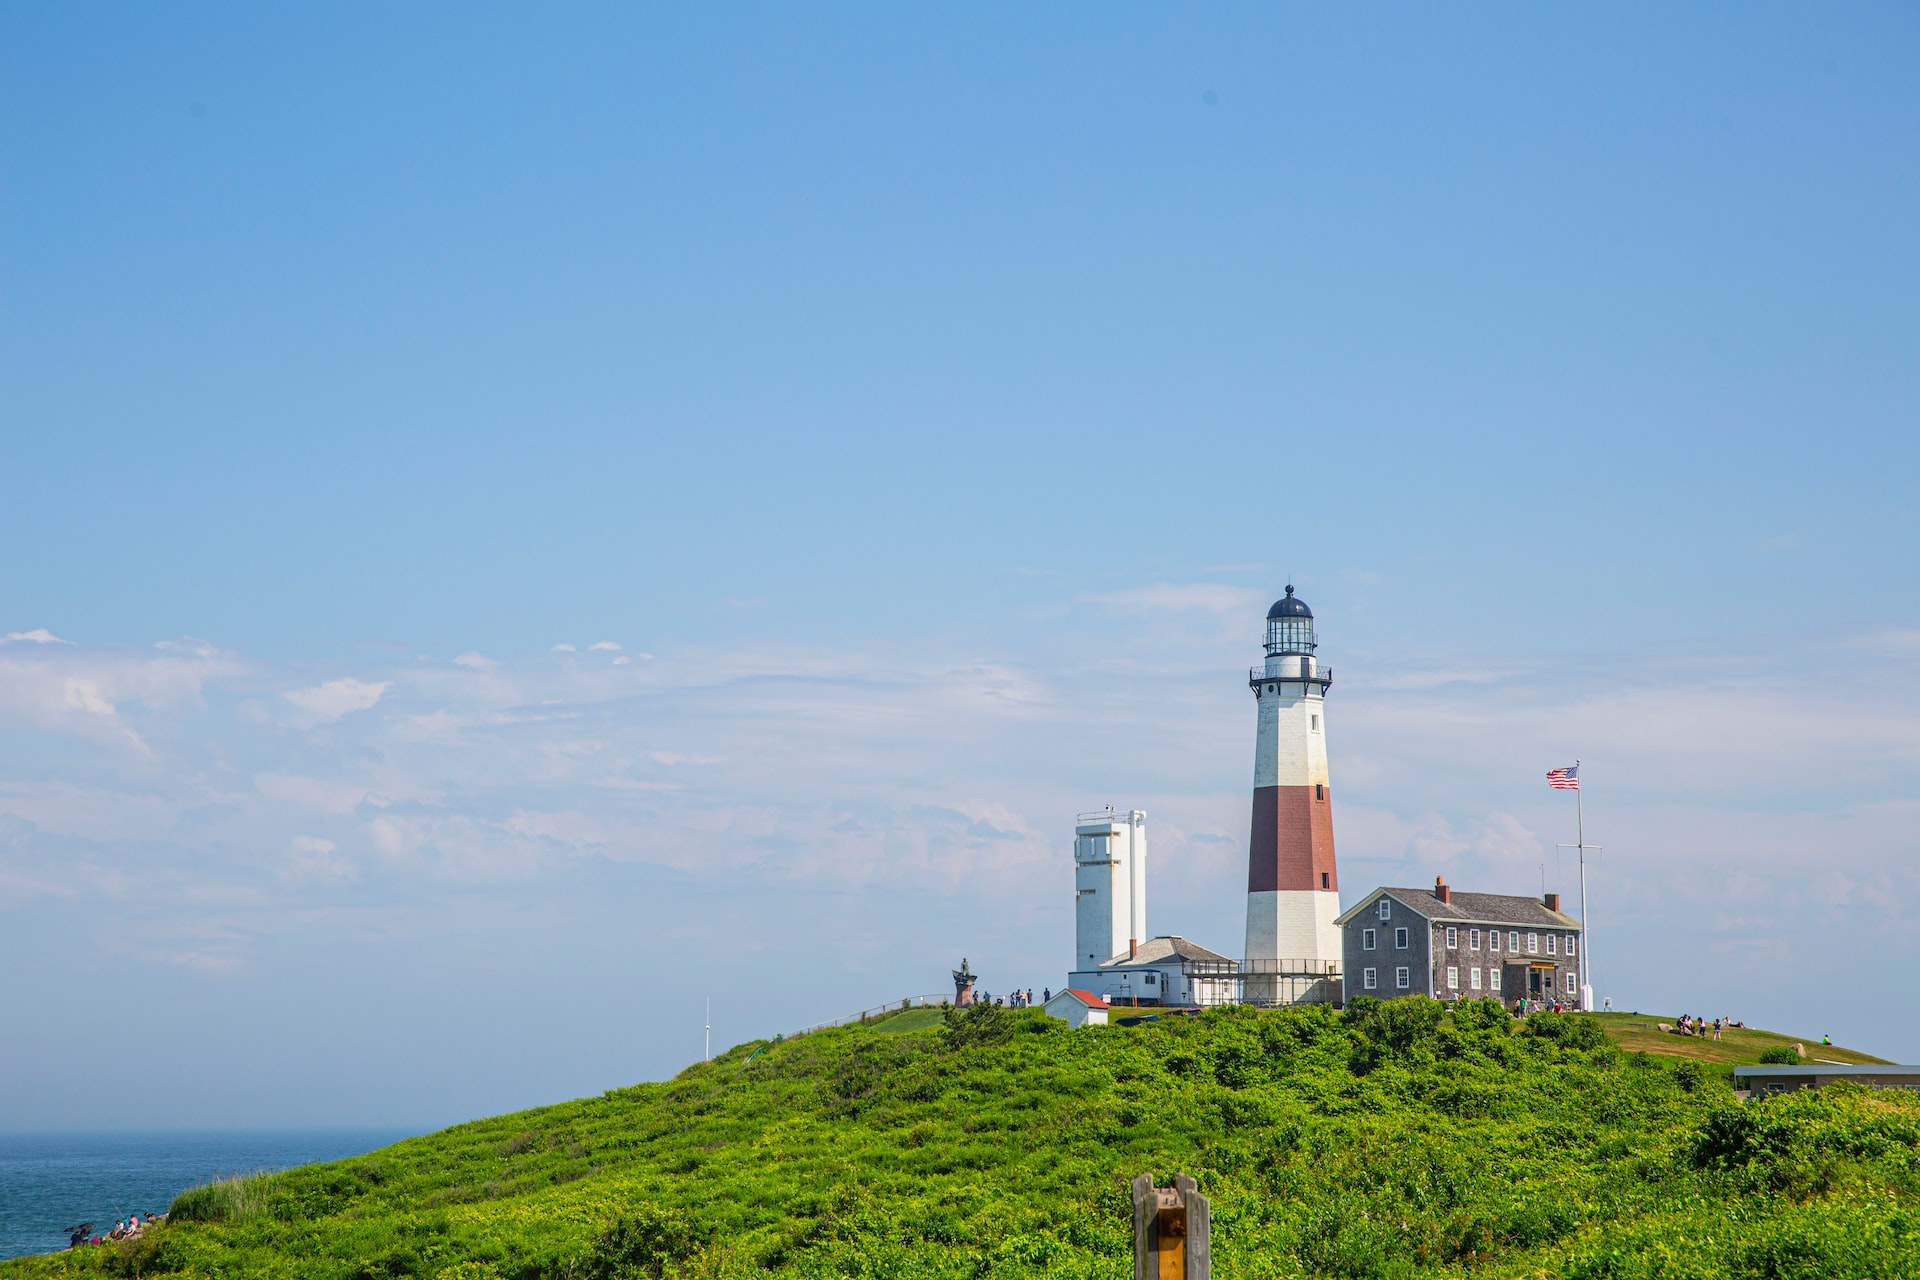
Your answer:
1311;715;1320;731
1394;927;1408;949
1315;784;1324;801
1363;967;1377;989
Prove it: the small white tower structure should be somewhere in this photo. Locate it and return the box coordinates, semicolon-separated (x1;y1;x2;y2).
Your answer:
1073;808;1146;969
1244;587;1343;974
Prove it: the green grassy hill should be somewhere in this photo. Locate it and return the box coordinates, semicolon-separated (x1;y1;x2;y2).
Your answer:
9;1000;1920;1279
1592;1012;1889;1067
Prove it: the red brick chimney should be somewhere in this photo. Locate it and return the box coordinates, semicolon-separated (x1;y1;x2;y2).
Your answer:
1129;938;1138;960
1544;892;1560;912
1434;876;1451;904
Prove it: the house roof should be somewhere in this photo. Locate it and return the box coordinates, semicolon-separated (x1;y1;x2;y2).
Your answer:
1335;887;1582;930
1097;935;1234;968
1731;1064;1920;1078
1046;988;1108;1010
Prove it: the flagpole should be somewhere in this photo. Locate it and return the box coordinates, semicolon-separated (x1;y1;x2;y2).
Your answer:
1576;758;1591;1011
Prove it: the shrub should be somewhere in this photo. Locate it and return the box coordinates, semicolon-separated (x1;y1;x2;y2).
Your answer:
1452;999;1512;1034
569;1207;712;1279
168;1172;277;1225
1758;1045;1803;1064
942;1000;1012;1049
1523;1012;1608;1051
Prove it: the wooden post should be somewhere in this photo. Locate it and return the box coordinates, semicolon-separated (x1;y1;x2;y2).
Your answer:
1132;1174;1155;1280
1174;1173;1210;1279
1133;1174;1210;1280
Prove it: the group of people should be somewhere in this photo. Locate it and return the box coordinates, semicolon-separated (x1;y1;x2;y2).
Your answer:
67;1212;164;1249
977;988;1040;1008
1674;1013;1747;1040
1511;997;1567;1015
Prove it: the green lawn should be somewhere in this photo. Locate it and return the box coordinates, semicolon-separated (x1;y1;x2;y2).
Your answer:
1592;1011;1891;1066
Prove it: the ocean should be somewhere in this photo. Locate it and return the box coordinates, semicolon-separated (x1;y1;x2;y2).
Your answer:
0;1129;417;1261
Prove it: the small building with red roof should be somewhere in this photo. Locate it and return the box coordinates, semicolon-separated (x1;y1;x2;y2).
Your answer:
1042;987;1110;1029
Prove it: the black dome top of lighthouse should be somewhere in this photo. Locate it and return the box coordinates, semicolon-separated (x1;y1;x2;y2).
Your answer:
1267;586;1313;620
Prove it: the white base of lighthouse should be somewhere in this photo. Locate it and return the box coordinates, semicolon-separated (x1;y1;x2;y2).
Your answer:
1244;888;1342;964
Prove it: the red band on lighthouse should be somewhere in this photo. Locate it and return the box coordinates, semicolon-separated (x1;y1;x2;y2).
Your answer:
1246;784;1337;894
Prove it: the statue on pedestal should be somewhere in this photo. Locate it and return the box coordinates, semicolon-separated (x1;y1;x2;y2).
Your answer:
952;958;977;1007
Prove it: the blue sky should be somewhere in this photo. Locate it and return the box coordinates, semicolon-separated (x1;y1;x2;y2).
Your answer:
3;5;1917;1129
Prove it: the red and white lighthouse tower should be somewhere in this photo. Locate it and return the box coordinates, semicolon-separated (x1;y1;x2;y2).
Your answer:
1244;586;1342;969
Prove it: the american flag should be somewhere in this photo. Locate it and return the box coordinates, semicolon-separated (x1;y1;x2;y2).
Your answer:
1546;765;1580;791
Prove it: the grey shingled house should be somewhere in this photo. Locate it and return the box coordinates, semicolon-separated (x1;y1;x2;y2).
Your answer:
1335;877;1584;1008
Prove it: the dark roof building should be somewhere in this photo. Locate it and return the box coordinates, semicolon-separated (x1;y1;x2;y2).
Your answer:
1732;1064;1920;1096
1334;878;1585;1009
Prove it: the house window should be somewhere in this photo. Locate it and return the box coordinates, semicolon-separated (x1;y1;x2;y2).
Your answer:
1527;933;1539;954
1470;928;1481;950
1509;931;1520;951
1490;969;1502;992
1470;967;1482;990
1565;972;1577;994
1446;966;1458;990
1488;931;1500;953
1546;935;1557;956
1567;936;1577;957
1377;899;1392;920
1363;967;1377;990
1446;927;1458;948
1363;928;1376;951
1144;972;1157;985
1395;927;1408;949
1395;967;1410;989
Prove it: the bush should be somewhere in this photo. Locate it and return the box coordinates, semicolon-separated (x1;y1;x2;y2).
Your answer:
168;1172;277;1225
569;1207;712;1279
1523;1012;1608;1051
942;1000;1013;1049
1452;999;1513;1035
1759;1045;1803;1064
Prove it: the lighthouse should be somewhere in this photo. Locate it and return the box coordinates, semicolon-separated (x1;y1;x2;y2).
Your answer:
1244;586;1342;971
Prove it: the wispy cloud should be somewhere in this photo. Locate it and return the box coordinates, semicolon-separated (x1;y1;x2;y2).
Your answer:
284;678;389;720
3;629;73;645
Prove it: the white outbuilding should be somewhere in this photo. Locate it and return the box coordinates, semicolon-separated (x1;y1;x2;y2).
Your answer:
1043;988;1110;1028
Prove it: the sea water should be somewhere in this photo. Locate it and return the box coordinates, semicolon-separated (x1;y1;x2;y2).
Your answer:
0;1130;416;1261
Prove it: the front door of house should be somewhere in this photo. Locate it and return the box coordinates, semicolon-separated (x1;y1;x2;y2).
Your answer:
1528;968;1543;999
